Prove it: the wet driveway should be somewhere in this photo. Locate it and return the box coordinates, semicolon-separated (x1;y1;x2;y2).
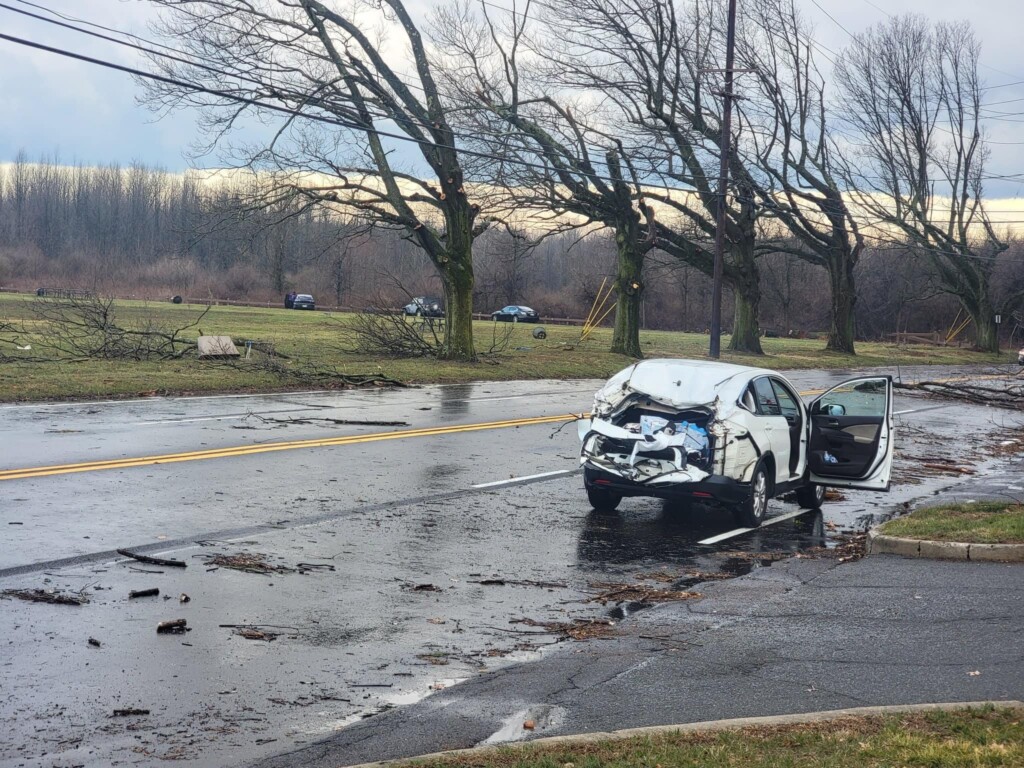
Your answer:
1;365;1022;766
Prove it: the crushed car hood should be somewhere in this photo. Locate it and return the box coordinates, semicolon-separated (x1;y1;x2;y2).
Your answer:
593;359;774;415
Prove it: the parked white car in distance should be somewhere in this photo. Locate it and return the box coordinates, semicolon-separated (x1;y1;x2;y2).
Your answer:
578;360;895;526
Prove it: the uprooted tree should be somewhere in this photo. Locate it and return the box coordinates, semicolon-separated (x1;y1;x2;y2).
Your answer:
143;0;500;361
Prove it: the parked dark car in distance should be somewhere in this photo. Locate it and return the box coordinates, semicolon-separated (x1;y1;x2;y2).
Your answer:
491;305;539;323
403;296;444;317
292;293;315;310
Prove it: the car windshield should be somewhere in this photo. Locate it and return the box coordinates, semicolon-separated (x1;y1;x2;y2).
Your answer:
296;294;313;301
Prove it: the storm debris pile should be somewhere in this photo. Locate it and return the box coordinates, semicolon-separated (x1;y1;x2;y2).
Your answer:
204;552;294;574
1;588;88;605
585;582;702;605
513;617;617;640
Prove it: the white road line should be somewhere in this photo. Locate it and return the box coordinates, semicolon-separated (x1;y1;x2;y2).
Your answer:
472;469;576;488
697;508;811;545
893;404;950;415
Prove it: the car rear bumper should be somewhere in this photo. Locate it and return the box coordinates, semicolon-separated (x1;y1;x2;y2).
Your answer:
584;466;750;505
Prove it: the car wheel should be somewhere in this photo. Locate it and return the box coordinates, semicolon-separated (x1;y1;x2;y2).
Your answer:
586;485;621;512
795;482;826;509
735;462;769;527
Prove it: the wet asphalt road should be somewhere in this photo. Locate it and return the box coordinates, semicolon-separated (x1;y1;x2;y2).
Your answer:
1;364;1022;767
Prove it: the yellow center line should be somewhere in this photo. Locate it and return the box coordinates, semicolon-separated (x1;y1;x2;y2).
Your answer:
0;413;584;482
3;370;1009;482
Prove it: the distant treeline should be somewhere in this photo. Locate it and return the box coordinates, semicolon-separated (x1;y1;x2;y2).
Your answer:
0;153;1020;338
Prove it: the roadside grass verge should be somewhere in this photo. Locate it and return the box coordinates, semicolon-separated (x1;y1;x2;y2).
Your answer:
408;707;1024;768
879;502;1024;544
0;293;1010;401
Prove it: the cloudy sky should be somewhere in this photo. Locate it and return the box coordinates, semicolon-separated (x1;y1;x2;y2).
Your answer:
1;0;1022;197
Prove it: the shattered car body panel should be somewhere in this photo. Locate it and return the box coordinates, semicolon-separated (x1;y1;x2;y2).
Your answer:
583;360;772;489
580;359;895;525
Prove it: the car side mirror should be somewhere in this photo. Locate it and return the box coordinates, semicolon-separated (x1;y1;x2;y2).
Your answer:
823;403;846;416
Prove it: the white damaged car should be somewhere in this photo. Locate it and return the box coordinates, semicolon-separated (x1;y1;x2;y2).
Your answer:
578;360;895;526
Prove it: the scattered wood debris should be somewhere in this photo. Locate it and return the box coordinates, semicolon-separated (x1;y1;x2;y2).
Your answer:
399;581;442;593
129;588;159;599
468;578;568;589
512;617;617;640
1;588;88;605
584;582;702;605
246;414;409;427
416;653;450;666
156;618;189;634
234;627;278;642
112;708;150;717
117;549;186;568
88;637;101;648
204;552;293;574
895;378;1023;409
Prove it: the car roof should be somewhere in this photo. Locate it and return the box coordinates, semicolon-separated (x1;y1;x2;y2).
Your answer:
596;358;782;410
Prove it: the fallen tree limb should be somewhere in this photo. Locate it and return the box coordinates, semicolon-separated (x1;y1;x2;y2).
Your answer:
117;549;187;568
895;379;1024;408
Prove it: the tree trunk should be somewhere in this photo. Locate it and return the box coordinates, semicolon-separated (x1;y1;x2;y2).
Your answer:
726;238;763;354
964;292;999;353
437;202;477;361
610;222;644;358
729;285;763;354
825;253;857;354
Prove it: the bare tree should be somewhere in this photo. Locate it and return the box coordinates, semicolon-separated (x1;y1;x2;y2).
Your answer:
734;0;864;353
432;0;656;357
835;15;1007;352
141;0;502;360
512;0;776;354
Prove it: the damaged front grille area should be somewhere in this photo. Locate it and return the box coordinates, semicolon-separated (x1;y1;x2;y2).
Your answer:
583;402;717;483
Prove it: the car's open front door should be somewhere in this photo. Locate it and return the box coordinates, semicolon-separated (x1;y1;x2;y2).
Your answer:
807;375;894;491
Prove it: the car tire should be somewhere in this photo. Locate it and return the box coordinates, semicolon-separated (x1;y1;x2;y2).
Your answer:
795;482;826;509
735;462;770;527
586;485;621;512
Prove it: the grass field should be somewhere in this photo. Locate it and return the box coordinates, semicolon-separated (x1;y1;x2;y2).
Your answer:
406;707;1023;768
0;292;1011;401
880;502;1024;544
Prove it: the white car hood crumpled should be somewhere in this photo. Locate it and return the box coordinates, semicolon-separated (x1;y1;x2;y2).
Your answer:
593;359;773;416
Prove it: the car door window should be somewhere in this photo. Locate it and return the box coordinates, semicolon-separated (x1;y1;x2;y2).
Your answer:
770;379;800;423
813;379;887;417
752;377;781;416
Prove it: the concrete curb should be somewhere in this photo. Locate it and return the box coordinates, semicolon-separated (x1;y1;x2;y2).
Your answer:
867;529;1024;562
341;701;1024;768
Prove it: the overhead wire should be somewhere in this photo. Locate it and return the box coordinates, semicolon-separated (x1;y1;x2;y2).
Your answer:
2;0;1020;247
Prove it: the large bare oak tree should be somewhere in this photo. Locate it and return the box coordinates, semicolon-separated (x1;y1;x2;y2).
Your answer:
143;0;493;360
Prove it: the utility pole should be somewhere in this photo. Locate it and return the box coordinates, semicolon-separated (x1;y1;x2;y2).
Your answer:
709;0;738;359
